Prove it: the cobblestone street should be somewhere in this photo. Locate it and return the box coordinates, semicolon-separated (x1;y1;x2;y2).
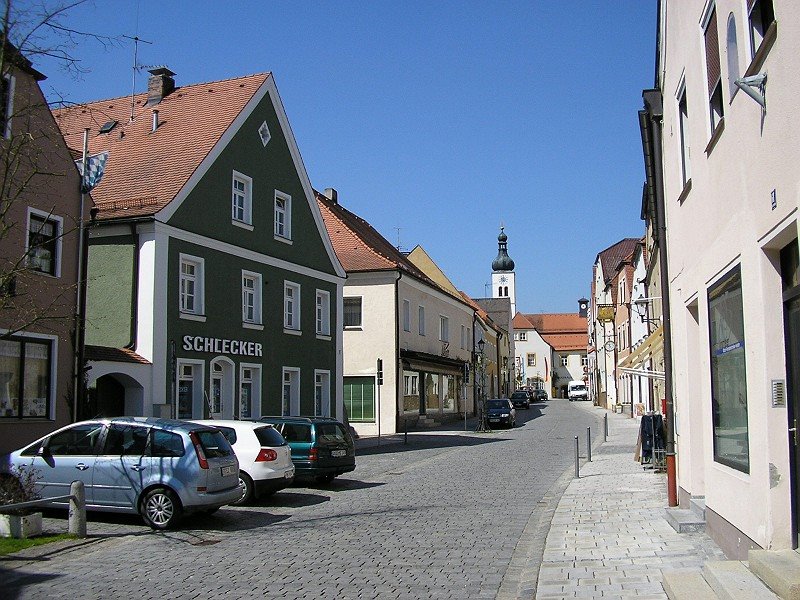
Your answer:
2;400;602;599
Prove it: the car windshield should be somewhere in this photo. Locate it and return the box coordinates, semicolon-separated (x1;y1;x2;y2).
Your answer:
572;385;586;391
254;426;286;447
487;400;509;409
194;429;233;458
511;392;527;399
315;423;349;444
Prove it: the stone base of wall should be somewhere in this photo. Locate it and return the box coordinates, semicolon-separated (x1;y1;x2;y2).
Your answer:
706;506;762;560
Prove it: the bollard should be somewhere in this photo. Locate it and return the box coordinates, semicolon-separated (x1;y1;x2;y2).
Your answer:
404;419;408;445
587;427;592;462
574;436;580;478
69;480;87;538
604;413;608;441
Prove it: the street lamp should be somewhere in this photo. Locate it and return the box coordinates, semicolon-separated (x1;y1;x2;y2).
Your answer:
633;295;662;328
475;338;490;432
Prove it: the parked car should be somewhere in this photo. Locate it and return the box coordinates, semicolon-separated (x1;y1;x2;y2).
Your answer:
0;417;241;529
509;390;530;409
259;416;355;483
487;398;516;428
534;389;549;402
192;420;294;505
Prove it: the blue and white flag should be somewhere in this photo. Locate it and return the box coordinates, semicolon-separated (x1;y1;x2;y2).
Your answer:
75;151;109;193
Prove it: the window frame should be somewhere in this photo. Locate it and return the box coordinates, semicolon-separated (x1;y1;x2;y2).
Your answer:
316;289;331;337
274;190;292;242
403;299;411;332
677;82;691;189
26;209;63;277
231;170;253;227
560;355;568;367
527;353;536;367
284;281;301;332
418;306;426;336
239;363;261;420
343;296;363;329
179;254;205;318
748;0;775;60
241;270;262;326
439;315;449;343
0;333;54;420
314;370;331;417
281;367;300;416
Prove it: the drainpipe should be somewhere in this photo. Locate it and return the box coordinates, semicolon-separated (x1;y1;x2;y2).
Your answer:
643;88;677;507
394;271;402;432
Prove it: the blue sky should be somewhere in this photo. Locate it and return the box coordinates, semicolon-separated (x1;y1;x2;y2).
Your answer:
30;1;656;313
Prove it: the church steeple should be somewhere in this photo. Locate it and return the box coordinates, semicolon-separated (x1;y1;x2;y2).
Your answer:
491;227;516;316
492;227;515;272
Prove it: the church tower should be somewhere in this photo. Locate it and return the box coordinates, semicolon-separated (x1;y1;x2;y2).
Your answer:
491;227;516;315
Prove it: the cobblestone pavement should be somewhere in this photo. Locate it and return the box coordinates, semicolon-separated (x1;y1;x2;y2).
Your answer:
535;404;726;599
2;400;603;600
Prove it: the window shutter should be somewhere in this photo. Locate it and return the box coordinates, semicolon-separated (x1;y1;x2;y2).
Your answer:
705;8;721;96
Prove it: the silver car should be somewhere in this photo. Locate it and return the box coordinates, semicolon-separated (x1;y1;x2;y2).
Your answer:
0;417;241;529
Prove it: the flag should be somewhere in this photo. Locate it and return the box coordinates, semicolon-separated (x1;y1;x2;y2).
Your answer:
76;151;109;193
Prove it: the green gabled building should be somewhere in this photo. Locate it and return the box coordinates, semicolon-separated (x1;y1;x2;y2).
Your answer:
54;69;345;421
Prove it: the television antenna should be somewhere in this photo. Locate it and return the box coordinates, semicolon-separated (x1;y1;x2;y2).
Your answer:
122;34;153;121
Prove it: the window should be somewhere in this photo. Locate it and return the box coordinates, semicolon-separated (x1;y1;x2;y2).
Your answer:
315;370;331;417
179;255;204;316
418;306;426;335
677;86;691;187
0;337;52;419
527;353;536;367
439;316;449;342
618;279;627;304
239;366;259;419
402;371;420;413
177;362;198;419
284;282;300;330
102;424;149;456
704;8;724;136
581;356;589;367
748;0;775;58
726;13;741;98
316;290;331;336
150;429;185;457
46;423;103;455
242;271;262;325
231;171;252;225
344;376;375;422
27;212;61;276
560;355;568;367
460;325;466;349
708;266;749;472
282;368;299;416
274;191;292;240
0;74;13;138
403;300;411;332
518;332;527;341
343;297;362;328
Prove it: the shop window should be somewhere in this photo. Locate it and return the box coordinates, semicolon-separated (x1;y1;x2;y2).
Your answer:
343;376;373;422
0;337;51;419
402;371;420;413
708;266;749;473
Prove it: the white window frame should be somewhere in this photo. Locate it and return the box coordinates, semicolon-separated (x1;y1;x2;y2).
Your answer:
316;289;331;337
676;79;691;188
179;254;205;320
239;364;261;420
418;306;426;336
518;332;527;341
274;190;292;242
231;171;253;228
343;296;363;329
439;315;449;343
403;299;411;332
26;208;64;278
284;281;301;333
314;370;331;417
460;325;466;349
242;270;263;327
561;355;568;367
282;367;300;416
581;356;589;367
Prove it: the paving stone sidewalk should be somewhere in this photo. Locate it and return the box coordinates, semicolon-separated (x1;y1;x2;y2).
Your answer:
535;405;726;599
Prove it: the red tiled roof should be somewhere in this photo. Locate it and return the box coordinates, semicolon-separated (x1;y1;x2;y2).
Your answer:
597;238;639;285
53;73;270;220
85;345;151;364
316;192;434;281
512;312;535;330
518;312;588;352
539;332;587;352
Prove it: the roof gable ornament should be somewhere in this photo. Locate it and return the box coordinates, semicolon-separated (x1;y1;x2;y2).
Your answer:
258;121;271;147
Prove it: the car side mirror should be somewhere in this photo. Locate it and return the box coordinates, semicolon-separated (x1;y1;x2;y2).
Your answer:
37;445;51;458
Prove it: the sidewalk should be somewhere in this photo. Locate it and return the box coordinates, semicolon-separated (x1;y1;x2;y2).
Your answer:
535;405;726;599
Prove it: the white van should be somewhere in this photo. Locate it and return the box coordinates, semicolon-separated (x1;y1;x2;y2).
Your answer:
567;380;588;401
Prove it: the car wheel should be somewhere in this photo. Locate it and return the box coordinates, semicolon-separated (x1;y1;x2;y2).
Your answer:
141;487;182;530
232;472;253;506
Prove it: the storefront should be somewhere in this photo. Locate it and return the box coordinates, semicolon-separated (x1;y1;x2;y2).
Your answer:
400;350;466;425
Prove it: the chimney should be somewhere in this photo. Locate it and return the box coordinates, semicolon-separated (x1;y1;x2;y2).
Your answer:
147;67;176;105
151;109;159;132
323;188;338;204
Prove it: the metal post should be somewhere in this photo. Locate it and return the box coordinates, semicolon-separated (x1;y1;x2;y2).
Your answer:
68;481;87;538
574;436;580;478
587;427;592;462
604;413;608;441
404;418;408;445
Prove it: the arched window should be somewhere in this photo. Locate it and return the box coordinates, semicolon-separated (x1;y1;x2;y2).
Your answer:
727;13;740;98
498;286;503;296
504;286;509;296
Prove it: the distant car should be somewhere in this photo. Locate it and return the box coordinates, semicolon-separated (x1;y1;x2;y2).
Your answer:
192;420;294;505
509;390;530;409
534;389;549;402
1;417;241;529
259;416;355;483
487;398;516;428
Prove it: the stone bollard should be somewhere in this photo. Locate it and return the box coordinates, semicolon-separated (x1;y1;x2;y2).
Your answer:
574;436;580;478
69;480;87;538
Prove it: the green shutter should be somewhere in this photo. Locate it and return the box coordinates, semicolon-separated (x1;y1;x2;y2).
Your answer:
343;377;375;422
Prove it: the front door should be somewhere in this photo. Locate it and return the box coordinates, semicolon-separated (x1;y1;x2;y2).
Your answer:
781;241;800;548
211;375;223;419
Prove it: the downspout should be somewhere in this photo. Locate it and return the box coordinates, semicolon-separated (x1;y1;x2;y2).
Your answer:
394;271;402;431
73;129;90;422
643;88;677;507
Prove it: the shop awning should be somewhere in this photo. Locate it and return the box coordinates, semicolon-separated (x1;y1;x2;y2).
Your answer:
618;325;663;376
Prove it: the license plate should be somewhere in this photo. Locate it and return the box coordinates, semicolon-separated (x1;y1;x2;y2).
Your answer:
331;449;346;457
221;465;236;477
489;418;500;422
